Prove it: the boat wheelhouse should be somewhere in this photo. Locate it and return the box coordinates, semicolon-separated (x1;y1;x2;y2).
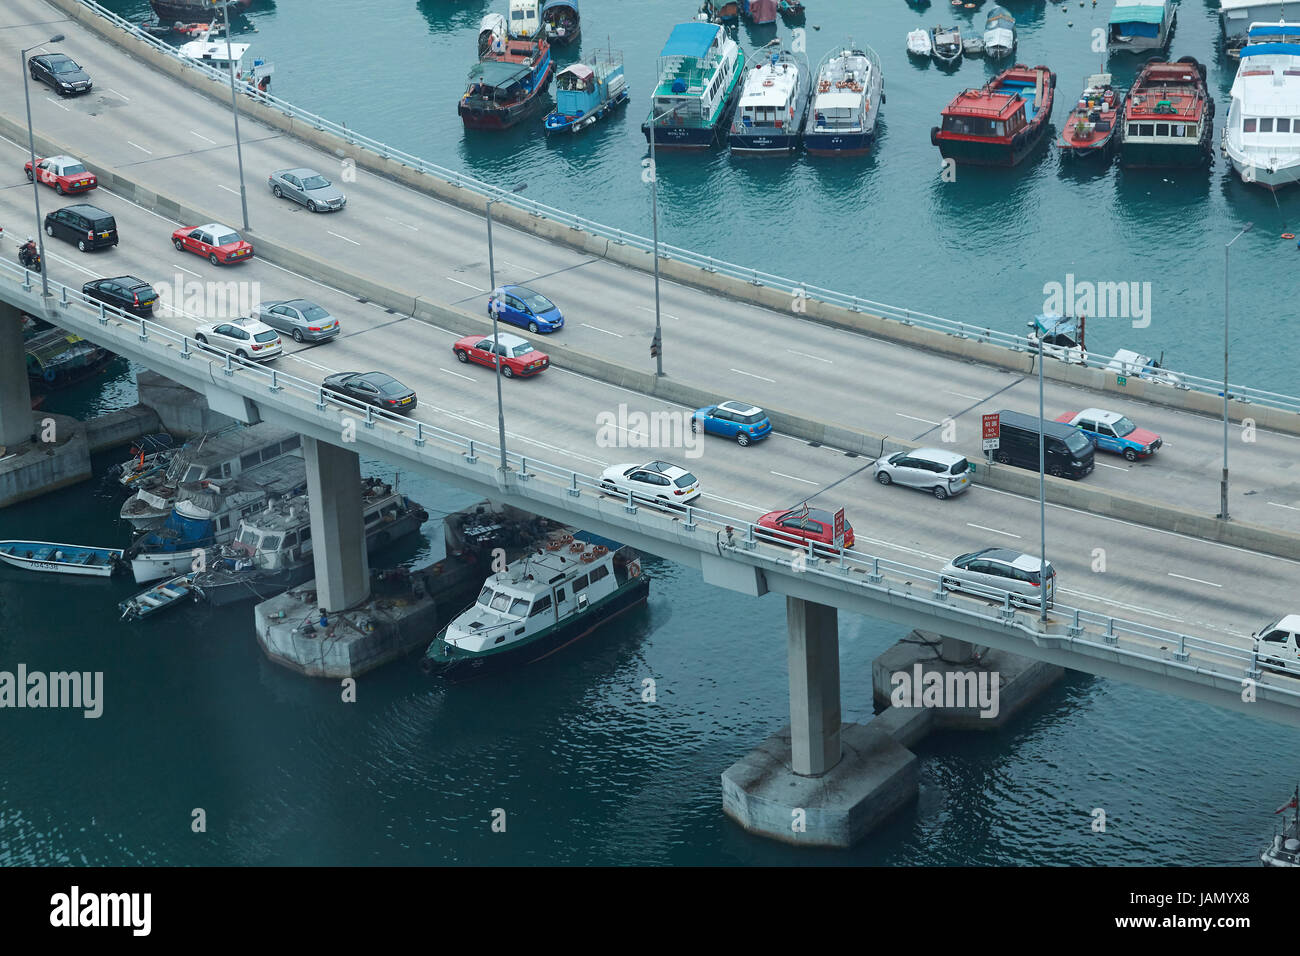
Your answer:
544;51;629;133
1223;22;1300;188
1058;73;1126;159
1028;313;1087;364
744;0;778;24
423;531;648;678
479;12;508;58
642;22;745;149
541;0;580;47
984;6;1017;59
931;64;1056;167
1220;0;1293;40
459;34;554;129
176;29;273;92
1107;0;1177;54
508;0;542;39
803;44;884;156
729;41;811;154
1120;58;1213;167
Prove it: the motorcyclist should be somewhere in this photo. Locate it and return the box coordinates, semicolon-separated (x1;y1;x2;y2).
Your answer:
19;237;38;267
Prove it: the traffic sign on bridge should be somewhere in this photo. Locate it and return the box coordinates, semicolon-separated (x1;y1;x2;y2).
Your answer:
982;413;1000;451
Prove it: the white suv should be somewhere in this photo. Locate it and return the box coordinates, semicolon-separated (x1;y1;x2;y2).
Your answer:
875;448;971;499
599;460;701;505
195;317;283;362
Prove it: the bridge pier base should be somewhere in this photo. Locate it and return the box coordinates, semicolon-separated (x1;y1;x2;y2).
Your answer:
303;437;370;612
0;302;34;448
721;598;918;848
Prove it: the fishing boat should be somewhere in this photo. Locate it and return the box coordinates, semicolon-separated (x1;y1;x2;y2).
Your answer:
932;64;1056;167
729;40;811;154
540;1;580;47
1058;73;1126;160
459;30;553;129
1028;313;1087;364
1262;784;1300;866
1223;22;1300;188
963;36;985;57
1119;57;1213;167
744;0;779;24
984;6;1017;59
25;326;116;390
544;50;628;133
190;479;428;606
151;0;248;23
109;434;177;489
907;28;932;58
119;572;199;621
507;0;542;39
176;28;273;92
0;541;125;578
803;44;884;156
931;25;963;67
642;22;746;149
1107;0;1177;54
778;1;806;23
422;531;648;679
126;455;307;584
479;12;508;58
699;1;741;23
1221;0;1294;40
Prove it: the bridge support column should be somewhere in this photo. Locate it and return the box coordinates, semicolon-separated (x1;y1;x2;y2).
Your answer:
0;302;33;448
788;597;842;776
303;437;370;612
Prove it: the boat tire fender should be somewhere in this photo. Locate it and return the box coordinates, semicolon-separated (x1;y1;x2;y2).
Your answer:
930;126;940;146
42;367;56;383
629;564;641;578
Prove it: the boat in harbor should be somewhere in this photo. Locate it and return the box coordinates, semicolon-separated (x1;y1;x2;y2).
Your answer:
544;50;628;133
907;28;932;58
175;27;273;92
1057;73;1126;160
931;25;963;67
1221;0;1293;40
1223;22;1300;188
1262;784;1300;866
1028;313;1087;364
700;1;741;24
0;541;125;578
24;324;117;390
983;6;1017;59
190;479;428;606
1119;58;1213;167
422;531;648;679
778;1;806;24
931;64;1056;167
507;0;542;39
729;40;811;155
119;572;199;621
459;28;553;129
479;12;508;58
744;0;779;24
540;1;580;47
151;0;248;23
1107;0;1177;54
641;22;745;149
803;44;884;156
110;433;177;489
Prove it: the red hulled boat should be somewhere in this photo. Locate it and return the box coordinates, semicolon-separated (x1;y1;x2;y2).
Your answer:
931;63;1056;167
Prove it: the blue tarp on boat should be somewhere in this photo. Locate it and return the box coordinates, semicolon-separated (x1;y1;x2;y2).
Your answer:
137;511;215;553
1241;43;1300;57
660;22;718;59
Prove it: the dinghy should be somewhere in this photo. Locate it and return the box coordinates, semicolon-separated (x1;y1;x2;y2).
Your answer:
0;541;125;577
119;571;200;621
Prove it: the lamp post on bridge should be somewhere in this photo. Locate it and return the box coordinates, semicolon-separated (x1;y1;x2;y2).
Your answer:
486;182;529;473
1220;222;1253;521
216;0;251;233
20;33;65;299
1027;314;1069;624
646;107;678;377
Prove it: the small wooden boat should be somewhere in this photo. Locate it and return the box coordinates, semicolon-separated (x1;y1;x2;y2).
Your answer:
541;0;580;47
778;0;806;22
931;25;963;66
1058;73;1126;160
983;6;1017;59
907;28;932;58
119;572;199;621
0;541;125;577
544;50;628;134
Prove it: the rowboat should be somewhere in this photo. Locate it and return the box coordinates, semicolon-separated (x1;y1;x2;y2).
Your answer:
119;571;200;621
0;540;125;577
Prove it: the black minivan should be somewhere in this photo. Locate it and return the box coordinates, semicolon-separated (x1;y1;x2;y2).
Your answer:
991;409;1095;479
44;204;118;252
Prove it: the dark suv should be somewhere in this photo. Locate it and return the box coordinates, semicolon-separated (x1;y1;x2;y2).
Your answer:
82;276;158;317
44;204;118;252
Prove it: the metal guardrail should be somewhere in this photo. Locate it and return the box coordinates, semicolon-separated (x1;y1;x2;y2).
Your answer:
4;253;1298;707
63;0;1300;418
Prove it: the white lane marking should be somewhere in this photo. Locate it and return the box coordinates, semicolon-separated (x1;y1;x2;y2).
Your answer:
172;263;202;278
1095;461;1127;471
1168;572;1223;588
284;354;334;373
1269;501;1300;512
439;367;476;382
127;141;152;155
106;88;130;101
966;522;1021;539
581;322;622;337
786;349;832;364
190;130;216;144
502;260;538;275
216;184;240;195
45;98;70;112
856;535;950;564
637;305;679;320
1059;588;1185;623
730;368;776;383
946;390;983;401
327;231;361;246
445;276;485;292
770;471;818;485
896;413;940;425
706;494;768;512
385;216;419;232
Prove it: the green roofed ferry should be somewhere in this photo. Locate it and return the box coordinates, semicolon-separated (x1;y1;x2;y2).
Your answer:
642;21;745;148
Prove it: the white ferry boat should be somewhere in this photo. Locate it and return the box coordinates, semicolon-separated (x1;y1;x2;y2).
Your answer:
642;21;745;149
803;43;883;156
177;27;273;92
1223;21;1300;188
729;40;811;155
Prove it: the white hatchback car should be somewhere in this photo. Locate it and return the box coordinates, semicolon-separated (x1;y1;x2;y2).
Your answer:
1254;615;1300;675
940;547;1056;608
194;317;283;362
875;448;971;499
599;460;701;505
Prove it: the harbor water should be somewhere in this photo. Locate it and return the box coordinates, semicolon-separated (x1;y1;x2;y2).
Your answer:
1;0;1295;864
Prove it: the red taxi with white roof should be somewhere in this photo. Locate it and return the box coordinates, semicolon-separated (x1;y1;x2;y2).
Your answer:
25;155;97;194
171;222;254;265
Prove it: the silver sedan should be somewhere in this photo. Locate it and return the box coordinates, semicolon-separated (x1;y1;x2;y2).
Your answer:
252;299;341;343
267;167;346;212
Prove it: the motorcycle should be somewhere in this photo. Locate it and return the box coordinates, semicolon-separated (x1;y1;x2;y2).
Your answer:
17;247;41;273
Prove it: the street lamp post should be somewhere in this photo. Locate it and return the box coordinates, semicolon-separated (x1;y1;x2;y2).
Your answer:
20;33;65;298
220;2;251;233
1028;315;1067;624
647;108;678;377
486;182;528;472
1221;222;1253;520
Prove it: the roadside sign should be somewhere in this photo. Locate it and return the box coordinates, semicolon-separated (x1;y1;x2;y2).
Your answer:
833;507;845;550
981;413;1000;451
1116;375;1128;386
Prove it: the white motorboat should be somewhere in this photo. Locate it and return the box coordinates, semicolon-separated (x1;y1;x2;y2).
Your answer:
1223;21;1300;188
907;28;932;58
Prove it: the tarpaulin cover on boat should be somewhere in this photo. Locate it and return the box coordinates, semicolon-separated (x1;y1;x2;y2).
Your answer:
465;59;534;89
659;22;718;59
1110;3;1165;38
138;511;215;552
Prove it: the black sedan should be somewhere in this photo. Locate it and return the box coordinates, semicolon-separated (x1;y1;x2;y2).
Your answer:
29;53;92;95
82;276;157;317
322;371;417;414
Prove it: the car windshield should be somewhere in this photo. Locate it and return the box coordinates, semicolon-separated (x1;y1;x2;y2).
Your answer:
1065;431;1092;455
63;163;86;175
523;292;555;312
1113;417;1137;437
673;473;697;488
377;379;408;396
301;175;330;189
52;59;80;73
214;232;240;246
509;343;535;358
253;330;279;343
300;304;330;320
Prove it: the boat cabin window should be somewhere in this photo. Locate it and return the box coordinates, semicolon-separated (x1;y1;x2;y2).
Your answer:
509;597;530;617
489;591;512;612
241;451;260;470
817;107;853;129
589;564;609;583
282;532;297;548
555;587;567;603
262;534;282;552
238;529;258;547
1139;123;1154;136
572;573;589;592
1156;123;1168;136
1244;118;1257;133
1279;119;1292;133
1261;118;1275;133
1171;124;1186;137
300;528;310;544
477;585;494;607
218;516;231;531
529;594;552;617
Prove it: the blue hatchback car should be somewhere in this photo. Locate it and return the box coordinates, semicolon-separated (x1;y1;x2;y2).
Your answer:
691;401;772;446
489;285;564;333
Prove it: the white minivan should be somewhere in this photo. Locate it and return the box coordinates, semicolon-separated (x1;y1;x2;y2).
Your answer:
1254;615;1300;674
875;448;972;499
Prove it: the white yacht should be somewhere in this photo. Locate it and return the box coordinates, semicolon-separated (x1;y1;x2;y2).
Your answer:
1221;0;1294;39
1223;21;1300;188
728;40;810;155
803;44;884;156
177;27;273;91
